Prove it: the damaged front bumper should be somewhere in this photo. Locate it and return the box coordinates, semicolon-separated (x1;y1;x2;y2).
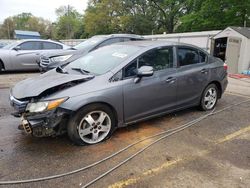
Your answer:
10;95;71;137
20;109;69;137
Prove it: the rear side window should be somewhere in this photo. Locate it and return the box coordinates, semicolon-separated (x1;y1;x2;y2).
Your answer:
43;42;62;50
19;41;42;50
178;48;199;66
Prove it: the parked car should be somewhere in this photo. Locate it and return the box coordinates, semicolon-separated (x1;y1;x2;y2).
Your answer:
0;39;69;71
0;41;12;48
39;34;144;72
10;41;228;145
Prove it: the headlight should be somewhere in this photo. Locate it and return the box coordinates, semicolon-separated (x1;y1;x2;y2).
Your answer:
26;97;68;113
51;55;72;62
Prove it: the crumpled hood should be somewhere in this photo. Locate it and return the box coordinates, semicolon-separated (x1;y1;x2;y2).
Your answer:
11;69;94;99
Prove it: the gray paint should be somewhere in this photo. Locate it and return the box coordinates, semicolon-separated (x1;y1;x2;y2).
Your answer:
10;41;228;128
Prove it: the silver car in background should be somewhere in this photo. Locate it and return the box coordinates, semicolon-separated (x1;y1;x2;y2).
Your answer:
0;39;69;72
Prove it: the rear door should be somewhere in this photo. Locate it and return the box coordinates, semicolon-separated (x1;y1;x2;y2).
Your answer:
175;46;210;107
123;47;177;123
10;41;42;70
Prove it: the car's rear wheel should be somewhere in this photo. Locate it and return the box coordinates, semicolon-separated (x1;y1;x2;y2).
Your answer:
67;104;116;145
200;84;218;111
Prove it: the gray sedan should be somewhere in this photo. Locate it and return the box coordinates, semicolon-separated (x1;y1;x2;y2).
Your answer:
10;41;228;145
0;39;69;71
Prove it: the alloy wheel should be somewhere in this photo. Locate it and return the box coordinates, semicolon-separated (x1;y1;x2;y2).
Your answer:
204;87;217;110
77;111;111;144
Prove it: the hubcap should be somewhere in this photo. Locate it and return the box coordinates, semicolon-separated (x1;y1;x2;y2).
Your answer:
77;111;111;144
204;88;217;110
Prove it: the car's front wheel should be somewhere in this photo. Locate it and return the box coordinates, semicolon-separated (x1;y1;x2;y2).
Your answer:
200;84;218;111
67;104;116;145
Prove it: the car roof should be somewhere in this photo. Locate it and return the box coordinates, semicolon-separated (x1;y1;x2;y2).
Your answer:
18;39;65;45
92;33;144;39
111;40;208;53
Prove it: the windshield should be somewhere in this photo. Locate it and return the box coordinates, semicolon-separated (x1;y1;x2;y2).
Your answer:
2;41;19;49
66;45;141;75
73;36;106;50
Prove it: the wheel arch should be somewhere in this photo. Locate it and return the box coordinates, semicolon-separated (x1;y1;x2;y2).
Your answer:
0;59;5;70
206;81;222;98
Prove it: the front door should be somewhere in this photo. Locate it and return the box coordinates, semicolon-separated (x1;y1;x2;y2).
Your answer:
10;41;42;70
123;47;177;123
225;37;241;73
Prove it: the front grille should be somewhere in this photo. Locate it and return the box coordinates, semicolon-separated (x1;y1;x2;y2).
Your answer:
10;95;28;113
40;56;51;67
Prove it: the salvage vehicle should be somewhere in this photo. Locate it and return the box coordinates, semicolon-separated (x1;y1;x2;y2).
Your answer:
10;41;228;145
39;34;144;72
0;39;69;71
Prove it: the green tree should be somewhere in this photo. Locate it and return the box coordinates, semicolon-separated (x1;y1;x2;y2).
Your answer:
177;0;250;32
149;0;187;33
55;5;84;39
84;0;158;36
0;13;54;39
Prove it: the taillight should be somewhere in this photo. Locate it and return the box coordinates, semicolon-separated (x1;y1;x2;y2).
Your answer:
223;63;228;71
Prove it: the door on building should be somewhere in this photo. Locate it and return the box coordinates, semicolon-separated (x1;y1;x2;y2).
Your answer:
225;37;241;73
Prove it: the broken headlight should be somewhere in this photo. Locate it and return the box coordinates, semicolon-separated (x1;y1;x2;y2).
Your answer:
51;55;72;62
26;97;68;113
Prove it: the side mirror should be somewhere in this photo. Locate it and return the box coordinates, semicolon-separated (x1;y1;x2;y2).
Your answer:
137;66;154;77
134;66;154;83
13;46;21;51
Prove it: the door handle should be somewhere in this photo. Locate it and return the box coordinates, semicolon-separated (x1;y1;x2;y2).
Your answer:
165;77;176;83
201;69;208;74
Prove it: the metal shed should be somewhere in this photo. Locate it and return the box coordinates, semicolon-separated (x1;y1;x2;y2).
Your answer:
14;30;41;39
213;27;250;73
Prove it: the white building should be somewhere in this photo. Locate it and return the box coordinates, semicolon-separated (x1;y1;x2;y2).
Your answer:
144;30;221;52
213;26;250;73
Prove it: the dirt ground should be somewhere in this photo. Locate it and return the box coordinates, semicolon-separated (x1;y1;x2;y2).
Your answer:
0;72;250;188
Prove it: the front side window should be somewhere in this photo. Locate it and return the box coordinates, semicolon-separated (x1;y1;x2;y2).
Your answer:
178;48;199;66
139;47;173;71
19;41;41;50
123;47;174;78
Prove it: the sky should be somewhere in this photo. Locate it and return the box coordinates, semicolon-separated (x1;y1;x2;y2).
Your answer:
0;0;89;23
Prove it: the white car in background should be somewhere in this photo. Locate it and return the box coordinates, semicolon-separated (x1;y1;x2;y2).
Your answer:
0;39;69;72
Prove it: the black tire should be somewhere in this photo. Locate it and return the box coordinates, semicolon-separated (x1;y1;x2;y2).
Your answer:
199;84;218;111
67;104;116;146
